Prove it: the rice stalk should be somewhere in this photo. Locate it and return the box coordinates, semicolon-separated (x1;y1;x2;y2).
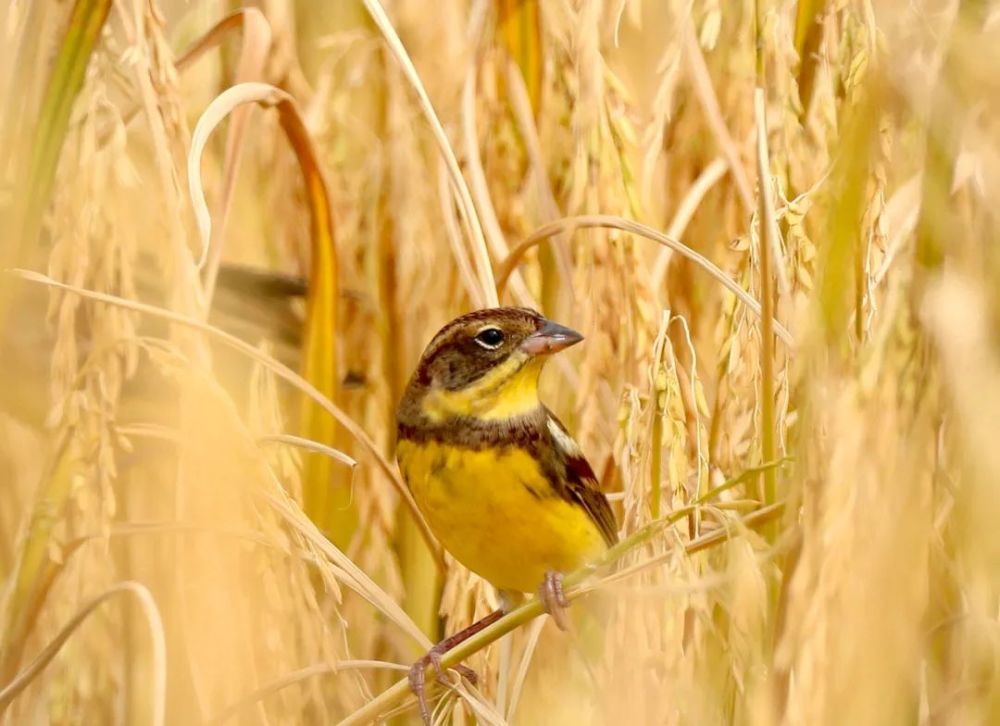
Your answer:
502;53;575;313
793;0;828;121
257;434;358;469
752;4;781;532
0;433;78;688
650;156;729;289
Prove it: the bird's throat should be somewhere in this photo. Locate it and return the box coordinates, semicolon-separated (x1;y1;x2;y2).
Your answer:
421;355;544;421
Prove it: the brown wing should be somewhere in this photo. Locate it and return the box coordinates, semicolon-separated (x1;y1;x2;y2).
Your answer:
543;410;618;547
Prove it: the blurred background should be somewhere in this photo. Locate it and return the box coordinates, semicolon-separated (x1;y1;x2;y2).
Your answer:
1;0;999;724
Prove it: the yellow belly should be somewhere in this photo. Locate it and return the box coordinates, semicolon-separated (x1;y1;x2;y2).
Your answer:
397;439;607;593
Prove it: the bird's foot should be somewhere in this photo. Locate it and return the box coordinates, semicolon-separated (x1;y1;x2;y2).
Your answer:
407;608;503;724
539;570;571;631
408;646;478;725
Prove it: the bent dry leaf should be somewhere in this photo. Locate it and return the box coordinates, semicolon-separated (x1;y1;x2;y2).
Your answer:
187;81;348;546
197;8;272;308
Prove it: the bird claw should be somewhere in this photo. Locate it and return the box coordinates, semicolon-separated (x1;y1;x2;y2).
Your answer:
405;609;504;724
407;657;432;726
409;646;479;725
539;570;570;631
429;650;478;687
452;663;478;686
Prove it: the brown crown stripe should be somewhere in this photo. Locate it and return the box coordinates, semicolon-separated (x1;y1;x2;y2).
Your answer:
412;307;542;387
421;307;541;356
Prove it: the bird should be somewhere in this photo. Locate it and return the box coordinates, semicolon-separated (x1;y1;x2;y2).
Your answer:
395;307;617;723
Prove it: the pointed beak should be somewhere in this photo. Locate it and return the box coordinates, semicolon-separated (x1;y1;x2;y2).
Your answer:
520;319;584;355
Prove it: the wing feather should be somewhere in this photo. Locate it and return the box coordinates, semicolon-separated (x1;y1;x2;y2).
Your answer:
544;411;618;547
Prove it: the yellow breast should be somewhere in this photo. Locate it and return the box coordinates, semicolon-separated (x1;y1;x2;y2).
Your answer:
396;439;607;593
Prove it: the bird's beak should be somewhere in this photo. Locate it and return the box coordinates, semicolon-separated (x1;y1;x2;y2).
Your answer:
520;319;584;355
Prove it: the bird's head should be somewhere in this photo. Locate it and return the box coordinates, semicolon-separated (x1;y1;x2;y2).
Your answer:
401;307;583;422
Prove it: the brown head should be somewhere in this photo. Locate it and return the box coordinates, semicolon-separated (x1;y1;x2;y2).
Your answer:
398;307;583;423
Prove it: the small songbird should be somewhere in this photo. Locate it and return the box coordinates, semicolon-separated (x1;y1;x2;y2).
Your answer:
396;307;617;723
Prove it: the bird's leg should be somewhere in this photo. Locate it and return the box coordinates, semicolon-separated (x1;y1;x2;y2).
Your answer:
538;570;571;631
408;608;505;725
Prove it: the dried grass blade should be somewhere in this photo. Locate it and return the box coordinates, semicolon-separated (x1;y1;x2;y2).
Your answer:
497;214;794;346
437;157;487;308
272;91;346;543
262;489;432;648
503;55;574;306
0;582;165;726
650;156;728;290
205;661;409;726
504;617;545;722
3;0;111;312
362;0;498;306
0;433;75;685
460;68;535;309
453;681;509;726
199;8;272;307
257;434;358;469
187;83;281;271
175;9;263;74
683;26;755;214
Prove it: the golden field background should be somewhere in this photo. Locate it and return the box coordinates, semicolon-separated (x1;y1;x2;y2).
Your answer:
1;0;999;724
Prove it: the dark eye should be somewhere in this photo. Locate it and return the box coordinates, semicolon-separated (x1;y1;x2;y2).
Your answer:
474;327;505;349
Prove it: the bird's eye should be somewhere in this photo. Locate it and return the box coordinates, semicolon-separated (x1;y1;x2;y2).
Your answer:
474;327;505;349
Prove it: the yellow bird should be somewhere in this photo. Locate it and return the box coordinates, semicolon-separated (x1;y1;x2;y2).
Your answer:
396;307;617;722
